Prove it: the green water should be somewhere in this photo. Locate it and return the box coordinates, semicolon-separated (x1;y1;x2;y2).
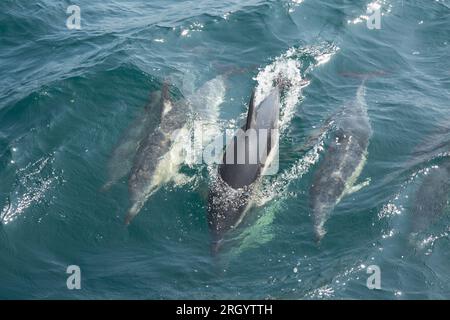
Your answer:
0;0;449;299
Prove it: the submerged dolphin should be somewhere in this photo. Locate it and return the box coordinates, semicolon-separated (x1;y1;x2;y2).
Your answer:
310;84;372;241
408;121;450;239
410;160;450;237
102;90;163;191
207;85;281;253
125;83;189;224
125;76;226;224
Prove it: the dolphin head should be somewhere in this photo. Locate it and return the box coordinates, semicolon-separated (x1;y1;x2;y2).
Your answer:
312;202;332;242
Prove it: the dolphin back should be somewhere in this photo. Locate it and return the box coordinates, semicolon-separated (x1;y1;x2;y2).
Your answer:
208;86;281;253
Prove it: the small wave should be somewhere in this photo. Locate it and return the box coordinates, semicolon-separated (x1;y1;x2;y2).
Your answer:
377;162;450;252
256;127;328;207
1;153;62;224
411;227;450;253
304;261;368;299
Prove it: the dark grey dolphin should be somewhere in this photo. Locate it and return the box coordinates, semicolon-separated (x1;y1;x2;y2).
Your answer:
310;84;372;241
207;86;281;253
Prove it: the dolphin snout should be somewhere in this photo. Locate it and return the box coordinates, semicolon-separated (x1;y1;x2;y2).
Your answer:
314;222;327;243
312;203;330;243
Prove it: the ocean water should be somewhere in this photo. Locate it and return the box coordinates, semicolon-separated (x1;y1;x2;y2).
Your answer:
0;0;449;299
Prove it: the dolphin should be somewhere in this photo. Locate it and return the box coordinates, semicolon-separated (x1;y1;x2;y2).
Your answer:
102;90;163;191
125;83;189;225
310;83;372;241
207;85;281;253
409;160;450;237
124;76;226;224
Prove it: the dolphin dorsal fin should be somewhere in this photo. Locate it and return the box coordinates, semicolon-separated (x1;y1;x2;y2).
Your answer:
245;90;257;130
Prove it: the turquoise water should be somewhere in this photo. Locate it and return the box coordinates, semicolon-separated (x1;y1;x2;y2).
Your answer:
1;0;449;299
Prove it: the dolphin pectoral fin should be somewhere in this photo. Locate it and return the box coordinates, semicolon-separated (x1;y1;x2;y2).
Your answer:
346;177;371;196
124;201;145;225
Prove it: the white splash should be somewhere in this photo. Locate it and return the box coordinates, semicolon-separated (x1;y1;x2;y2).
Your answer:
287;0;305;13
252;43;338;133
378;202;403;219
304;262;367;299
1;154;61;224
347;0;392;25
254;57;303;132
180;21;204;37
256;127;327;207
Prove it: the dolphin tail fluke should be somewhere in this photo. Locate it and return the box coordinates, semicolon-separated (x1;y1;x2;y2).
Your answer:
124;201;144;225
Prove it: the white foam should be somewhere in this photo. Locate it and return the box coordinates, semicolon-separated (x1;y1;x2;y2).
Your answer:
347;0;392;25
253;50;303;132
1;154;61;224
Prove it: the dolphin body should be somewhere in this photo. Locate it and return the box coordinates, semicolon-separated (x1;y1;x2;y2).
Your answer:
207;86;281;253
102;91;163;191
125;84;189;225
114;76;226;225
310;84;372;241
